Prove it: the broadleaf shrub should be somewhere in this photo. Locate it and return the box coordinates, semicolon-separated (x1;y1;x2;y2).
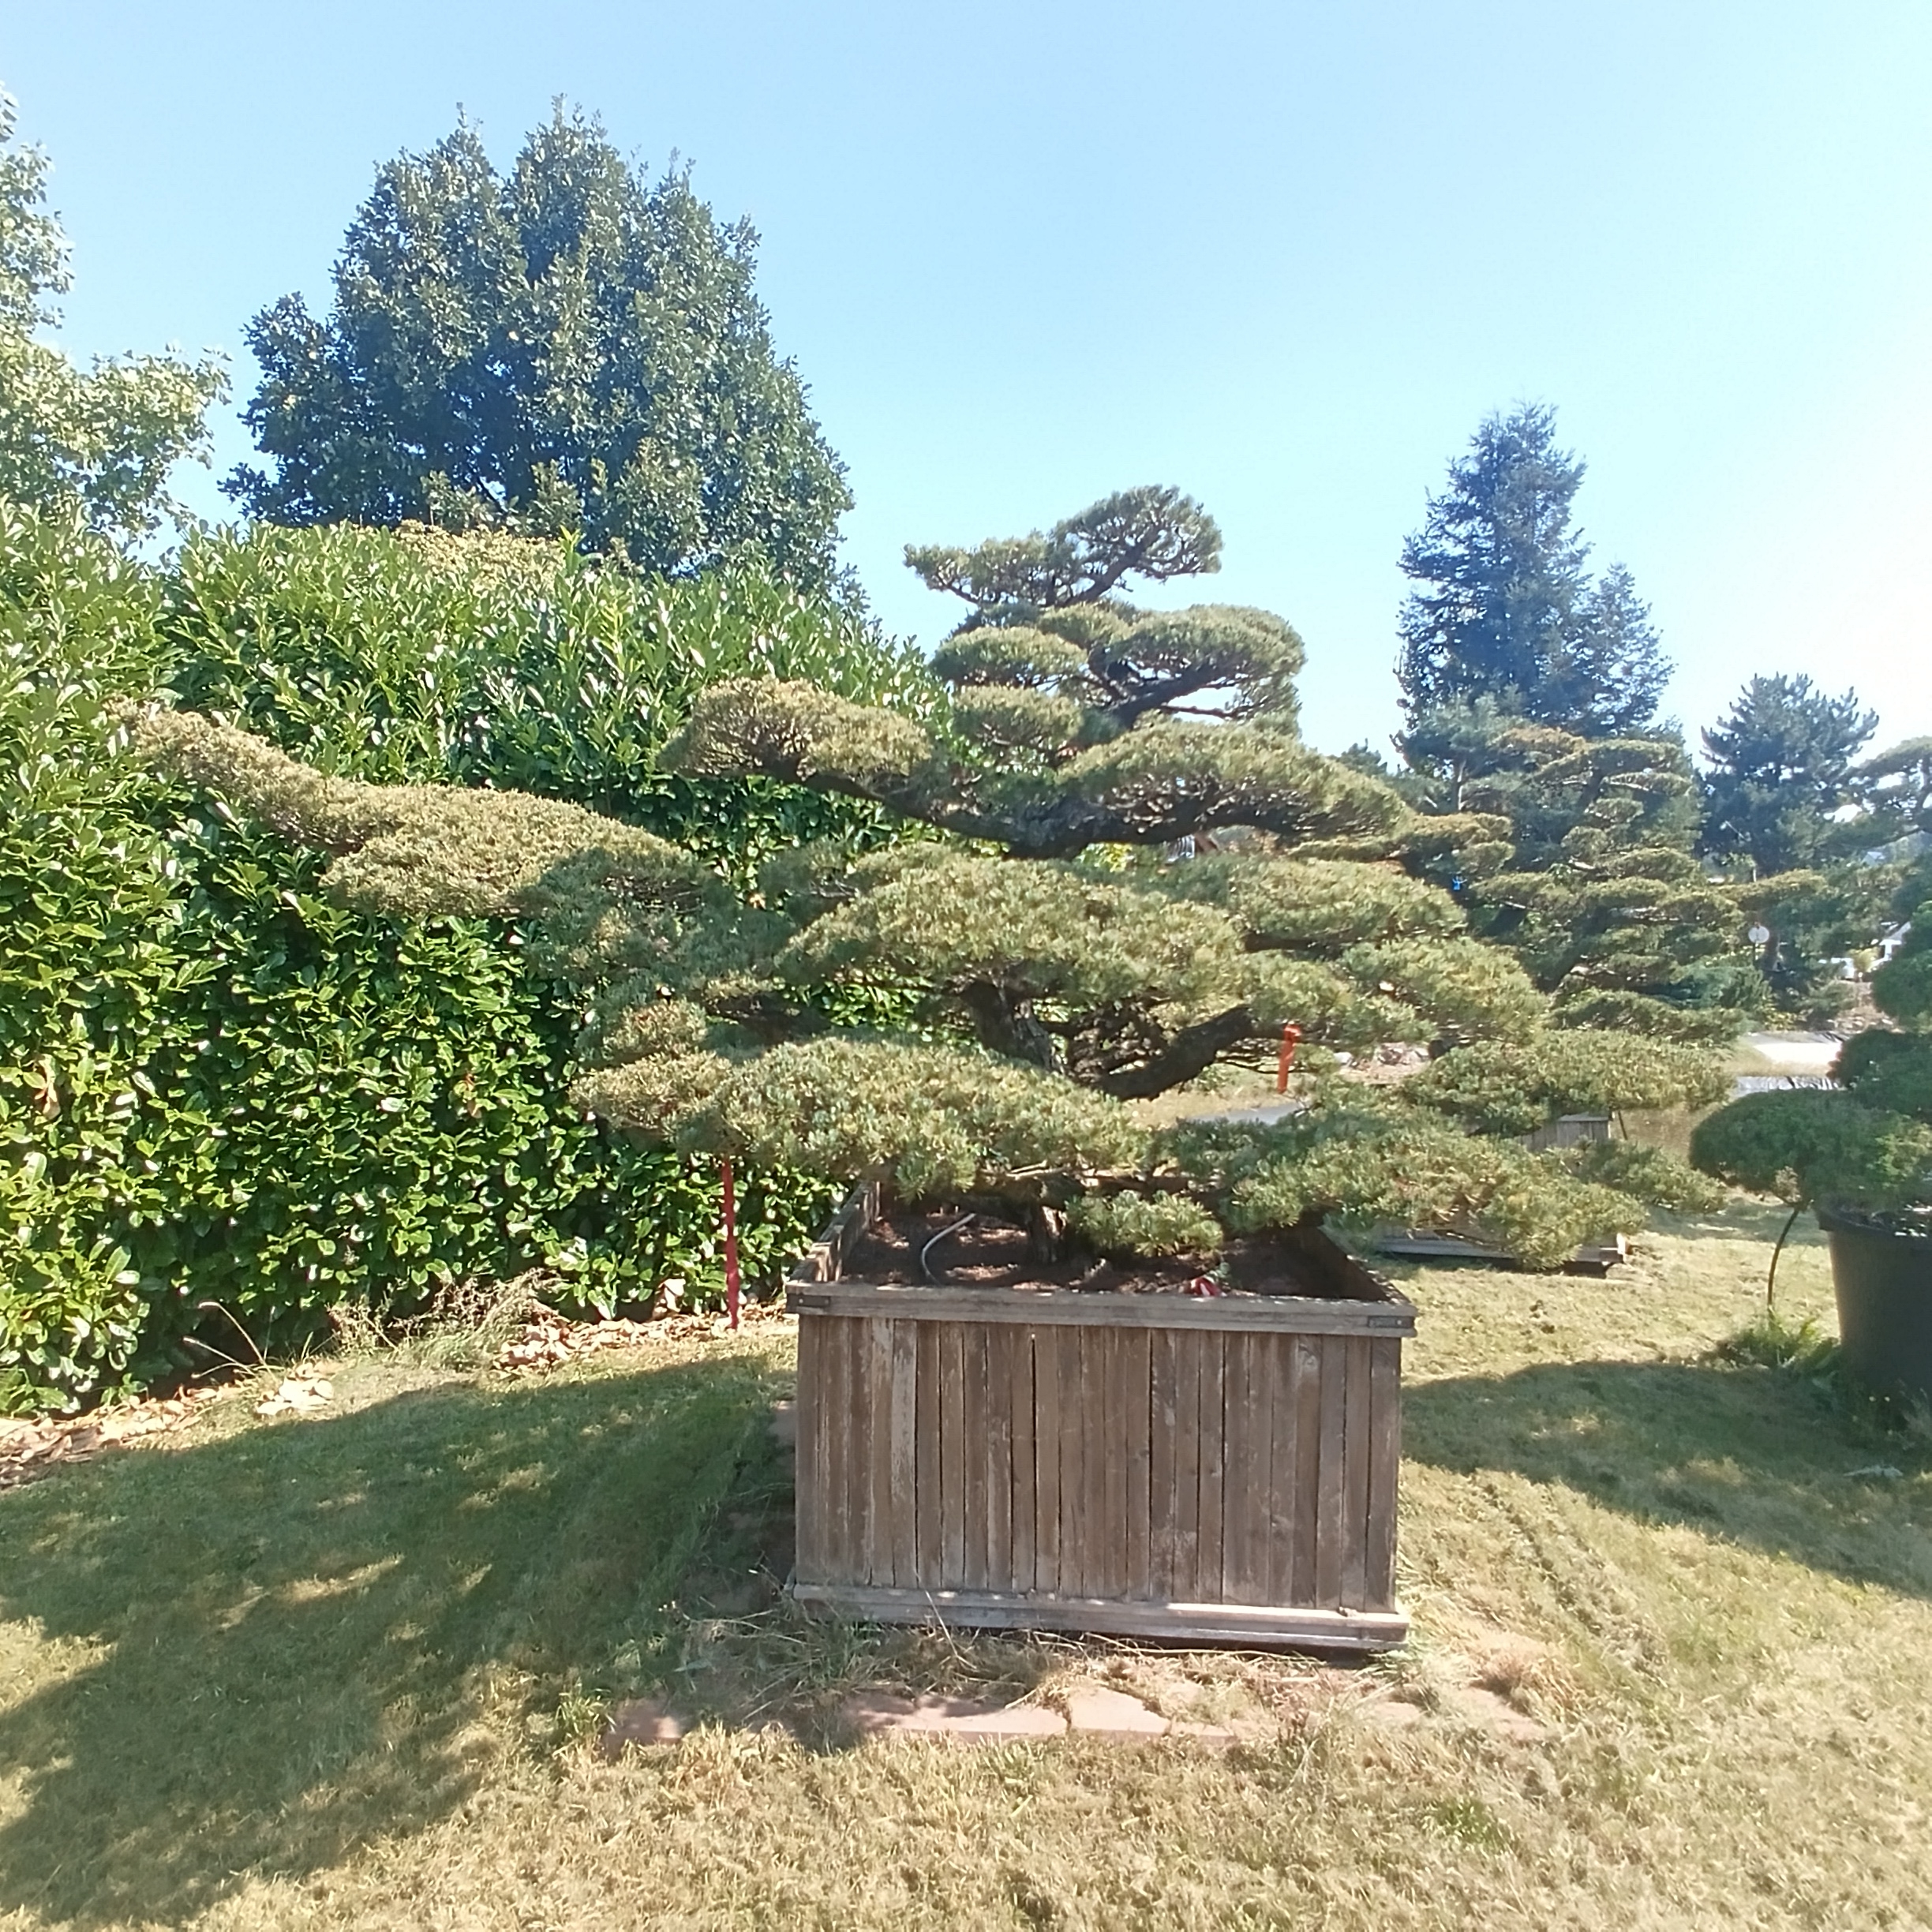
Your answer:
2;511;902;1411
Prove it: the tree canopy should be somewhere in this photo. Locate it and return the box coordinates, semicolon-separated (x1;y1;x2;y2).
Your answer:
0;92;226;541
225;105;848;583
1396;405;1670;738
134;492;1725;1269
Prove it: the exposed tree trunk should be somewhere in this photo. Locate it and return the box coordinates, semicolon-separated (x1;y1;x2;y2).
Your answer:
957;982;1065;1073
1096;1005;1256;1099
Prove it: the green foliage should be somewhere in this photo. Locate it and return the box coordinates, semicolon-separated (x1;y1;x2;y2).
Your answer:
907;485;1222;624
226;107;848;584
1399;705;1754;1042
1397;406;1668;736
2;513;902;1412
1690;1090;1932;1210
1068;1192;1223;1260
1571;1139;1728;1213
0;93;225;539
1409;1035;1728;1137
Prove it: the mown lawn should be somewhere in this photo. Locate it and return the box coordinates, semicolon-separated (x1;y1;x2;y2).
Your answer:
2;1200;1930;1930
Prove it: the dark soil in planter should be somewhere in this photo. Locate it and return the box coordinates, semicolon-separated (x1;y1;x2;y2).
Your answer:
841;1205;1391;1303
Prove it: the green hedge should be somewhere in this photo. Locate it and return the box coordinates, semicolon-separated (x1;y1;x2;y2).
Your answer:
2;509;922;1412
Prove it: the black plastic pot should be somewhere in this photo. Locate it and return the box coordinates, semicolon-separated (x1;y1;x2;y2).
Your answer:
1817;1204;1932;1405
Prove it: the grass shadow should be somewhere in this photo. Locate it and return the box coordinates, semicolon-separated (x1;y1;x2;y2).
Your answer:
1404;1354;1932;1599
0;1354;783;1927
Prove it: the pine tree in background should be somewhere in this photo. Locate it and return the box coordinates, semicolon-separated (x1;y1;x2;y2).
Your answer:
132;490;1725;1270
1397;405;1670;737
1701;674;1884;1020
226;105;848;585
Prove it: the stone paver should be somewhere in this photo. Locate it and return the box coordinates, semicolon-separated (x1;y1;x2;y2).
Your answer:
1063;1686;1171;1739
841;1690;1067;1743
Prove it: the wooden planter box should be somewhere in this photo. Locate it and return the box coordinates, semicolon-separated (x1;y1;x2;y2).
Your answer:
786;1185;1415;1651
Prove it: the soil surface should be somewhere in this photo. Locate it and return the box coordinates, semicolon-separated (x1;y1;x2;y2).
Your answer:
841;1207;1391;1302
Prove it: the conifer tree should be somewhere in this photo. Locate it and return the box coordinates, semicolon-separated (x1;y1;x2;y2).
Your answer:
1397;406;1669;737
1399;702;1757;1043
133;491;1724;1269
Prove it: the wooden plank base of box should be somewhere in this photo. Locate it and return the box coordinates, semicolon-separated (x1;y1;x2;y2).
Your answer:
790;1582;1410;1651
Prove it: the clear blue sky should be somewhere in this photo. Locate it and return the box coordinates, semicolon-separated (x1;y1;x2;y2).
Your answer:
8;1;1928;755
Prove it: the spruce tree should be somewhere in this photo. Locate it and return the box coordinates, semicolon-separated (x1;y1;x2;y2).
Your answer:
1397;406;1669;736
133;491;1724;1270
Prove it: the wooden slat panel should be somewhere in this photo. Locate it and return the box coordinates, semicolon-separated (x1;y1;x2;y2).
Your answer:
1009;1327;1037;1595
1122;1327;1152;1601
1148;1327;1178;1601
1232;1334;1275;1604
864;1320;894;1586
794;1312;823;1581
1264;1333;1301;1608
1290;1334;1323;1608
939;1321;967;1587
791;1282;1415;1336
1365;1338;1402;1612
1059;1329;1090;1597
1171;1325;1201;1603
914;1319;942;1587
1314;1336;1348;1609
1100;1327;1129;1599
1196;1330;1226;1603
828;1314;859;1584
984;1323;1015;1591
1033;1324;1064;1597
962;1322;990;1590
1340;1336;1372;1609
887;1320;918;1589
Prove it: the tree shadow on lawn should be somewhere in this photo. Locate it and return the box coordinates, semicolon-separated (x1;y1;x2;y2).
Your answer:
1404;1355;1932;1600
0;1354;788;1929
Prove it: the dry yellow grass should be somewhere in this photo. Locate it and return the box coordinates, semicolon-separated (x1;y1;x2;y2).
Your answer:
3;1202;1930;1930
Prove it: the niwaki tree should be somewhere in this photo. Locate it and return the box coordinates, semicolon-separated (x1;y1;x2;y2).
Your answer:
1398;701;1757;1044
0;90;226;541
1397;405;1670;739
135;489;1724;1271
226;105;848;585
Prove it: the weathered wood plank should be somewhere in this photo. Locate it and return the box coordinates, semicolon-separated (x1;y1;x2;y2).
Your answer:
1033;1324;1064;1597
1290;1334;1323;1608
1059;1328;1090;1598
865;1319;895;1586
1099;1326;1128;1599
1264;1332;1301;1608
1122;1327;1152;1602
1196;1329;1226;1604
1148;1327;1178;1601
1339;1336;1372;1609
826;1313;857;1583
1314;1335;1348;1609
789;1282;1414;1336
962;1321;990;1590
794;1312;823;1581
791;1581;1409;1650
1009;1327;1037;1595
1236;1334;1275;1605
1364;1338;1402;1612
914;1318;942;1587
984;1322;1015;1591
1171;1325;1201;1605
887;1320;918;1589
939;1320;966;1586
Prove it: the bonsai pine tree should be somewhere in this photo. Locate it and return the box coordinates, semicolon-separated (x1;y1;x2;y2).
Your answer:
1693;887;1932;1301
135;489;1725;1273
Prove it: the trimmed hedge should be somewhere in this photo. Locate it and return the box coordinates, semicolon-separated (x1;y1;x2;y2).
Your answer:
2;509;923;1412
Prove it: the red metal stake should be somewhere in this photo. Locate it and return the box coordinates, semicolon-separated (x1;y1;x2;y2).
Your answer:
1275;1022;1303;1094
721;1157;741;1331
